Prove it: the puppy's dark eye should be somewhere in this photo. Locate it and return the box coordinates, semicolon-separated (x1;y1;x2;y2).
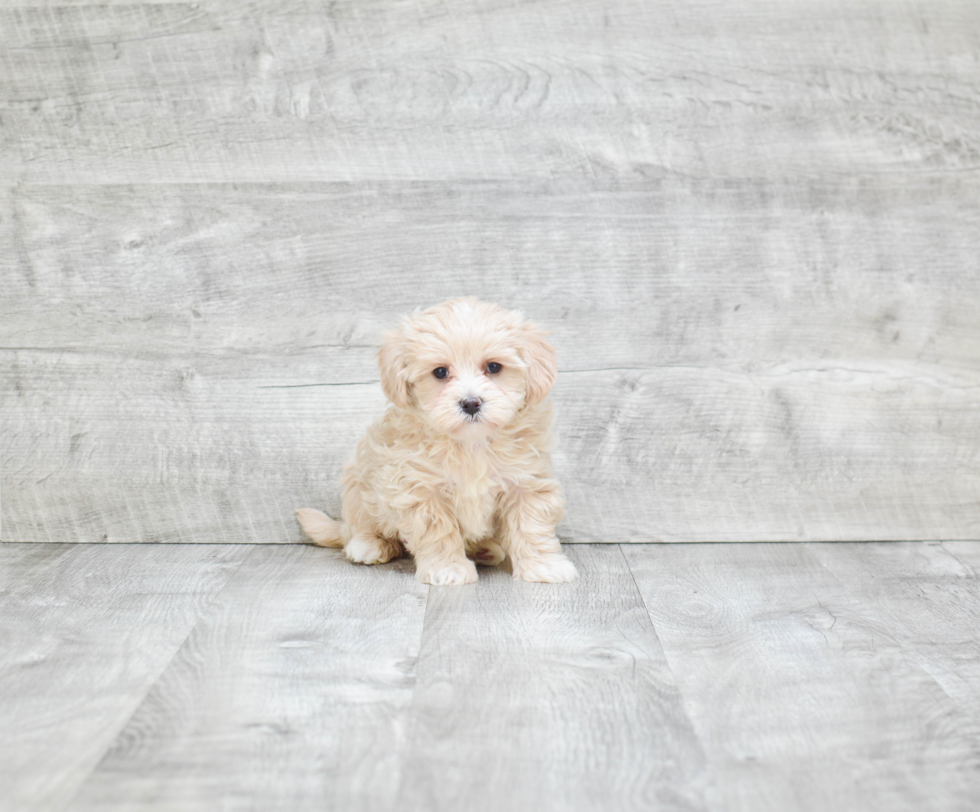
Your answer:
433;367;449;379
486;362;502;374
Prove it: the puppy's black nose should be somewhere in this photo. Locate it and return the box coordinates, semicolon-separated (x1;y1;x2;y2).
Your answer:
460;397;482;416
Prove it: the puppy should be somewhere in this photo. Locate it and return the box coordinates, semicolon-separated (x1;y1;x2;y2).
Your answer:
296;297;578;585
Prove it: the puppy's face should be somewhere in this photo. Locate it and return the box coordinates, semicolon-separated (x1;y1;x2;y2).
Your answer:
378;299;557;438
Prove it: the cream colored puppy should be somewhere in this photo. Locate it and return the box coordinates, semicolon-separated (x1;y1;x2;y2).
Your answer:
296;297;578;586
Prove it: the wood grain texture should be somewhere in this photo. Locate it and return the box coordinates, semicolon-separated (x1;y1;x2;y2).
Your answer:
0;542;247;812
943;540;980;573
1;1;978;184
68;545;716;811
5;541;980;810
2;350;380;543
4;178;979;542
807;541;980;719
3;1;980;544
6;179;980;364
395;544;714;811
623;543;980;812
0;540;74;592
68;544;428;811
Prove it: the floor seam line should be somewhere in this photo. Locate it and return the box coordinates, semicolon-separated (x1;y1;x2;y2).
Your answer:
55;545;257;811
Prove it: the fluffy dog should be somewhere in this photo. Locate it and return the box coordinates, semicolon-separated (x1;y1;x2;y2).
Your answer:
296;298;578;586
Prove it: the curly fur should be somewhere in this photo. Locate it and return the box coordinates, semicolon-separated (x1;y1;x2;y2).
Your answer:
296;297;578;585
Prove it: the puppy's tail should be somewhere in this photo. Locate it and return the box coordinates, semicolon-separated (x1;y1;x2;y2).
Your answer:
295;508;345;548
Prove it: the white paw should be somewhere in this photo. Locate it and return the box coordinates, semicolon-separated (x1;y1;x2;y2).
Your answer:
345;536;388;565
416;559;478;586
513;554;579;584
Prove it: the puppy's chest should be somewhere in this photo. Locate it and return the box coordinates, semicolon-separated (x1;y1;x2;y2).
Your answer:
441;458;505;541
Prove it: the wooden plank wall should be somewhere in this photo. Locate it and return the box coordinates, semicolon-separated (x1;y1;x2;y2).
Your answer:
2;0;979;543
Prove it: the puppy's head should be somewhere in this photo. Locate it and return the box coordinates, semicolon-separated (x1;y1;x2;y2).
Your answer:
378;298;557;437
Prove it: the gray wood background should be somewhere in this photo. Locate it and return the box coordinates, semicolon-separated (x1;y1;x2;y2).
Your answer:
2;0;979;544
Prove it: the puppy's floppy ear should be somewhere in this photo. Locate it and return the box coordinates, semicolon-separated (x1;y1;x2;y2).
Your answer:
520;321;558;404
377;327;411;407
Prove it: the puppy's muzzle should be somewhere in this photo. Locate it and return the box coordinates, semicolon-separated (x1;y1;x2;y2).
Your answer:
460;397;483;416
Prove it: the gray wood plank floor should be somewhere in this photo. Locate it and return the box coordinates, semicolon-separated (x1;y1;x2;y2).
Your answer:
3;541;979;812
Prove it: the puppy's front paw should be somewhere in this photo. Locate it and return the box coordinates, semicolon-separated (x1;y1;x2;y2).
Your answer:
513;553;579;583
416;559;478;586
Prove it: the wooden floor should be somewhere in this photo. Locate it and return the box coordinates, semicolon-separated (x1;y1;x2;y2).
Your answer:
4;3;977;808
2;541;979;812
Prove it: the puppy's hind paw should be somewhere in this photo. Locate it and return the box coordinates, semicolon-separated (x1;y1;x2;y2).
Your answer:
468;541;506;567
416;559;478;586
345;535;401;565
513;554;579;584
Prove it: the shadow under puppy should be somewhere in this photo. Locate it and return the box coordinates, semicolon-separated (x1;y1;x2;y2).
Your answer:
296;297;578;586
